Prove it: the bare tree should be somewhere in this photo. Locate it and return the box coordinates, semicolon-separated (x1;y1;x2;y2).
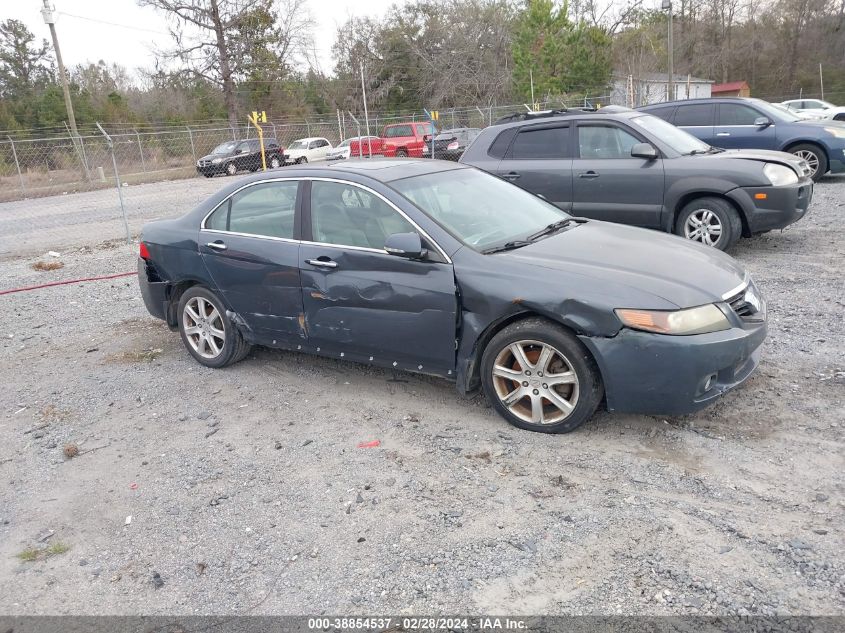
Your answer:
138;0;312;126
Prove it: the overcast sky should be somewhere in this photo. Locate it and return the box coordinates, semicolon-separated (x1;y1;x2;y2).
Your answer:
5;0;403;78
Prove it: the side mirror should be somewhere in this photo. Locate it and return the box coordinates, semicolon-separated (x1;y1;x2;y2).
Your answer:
754;117;772;127
422;134;432;143
631;142;658;160
384;232;426;259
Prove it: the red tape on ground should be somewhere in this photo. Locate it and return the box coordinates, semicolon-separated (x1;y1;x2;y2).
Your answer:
0;271;138;296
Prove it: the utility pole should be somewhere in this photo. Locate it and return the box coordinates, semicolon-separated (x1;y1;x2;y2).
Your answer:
529;68;535;110
360;66;372;158
41;0;79;140
819;63;825;100
662;0;674;102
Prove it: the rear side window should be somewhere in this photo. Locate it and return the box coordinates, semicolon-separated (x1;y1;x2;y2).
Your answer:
507;126;570;159
487;128;518;158
645;106;676;122
718;104;761;126
674;104;715;126
205;181;298;239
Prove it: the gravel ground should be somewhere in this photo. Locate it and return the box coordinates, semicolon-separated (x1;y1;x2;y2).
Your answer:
0;175;842;616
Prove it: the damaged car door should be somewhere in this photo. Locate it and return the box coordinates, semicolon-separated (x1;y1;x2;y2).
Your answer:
199;179;304;344
299;179;458;376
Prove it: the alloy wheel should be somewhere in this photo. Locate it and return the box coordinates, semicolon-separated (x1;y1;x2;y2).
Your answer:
793;149;819;177
182;296;226;359
226;162;237;175
683;209;723;246
491;340;579;424
270;157;280;168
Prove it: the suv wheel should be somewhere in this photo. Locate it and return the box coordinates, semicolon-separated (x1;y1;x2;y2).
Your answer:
481;318;602;434
789;144;827;181
270;156;281;168
396;149;408;158
675;197;741;251
225;162;237;176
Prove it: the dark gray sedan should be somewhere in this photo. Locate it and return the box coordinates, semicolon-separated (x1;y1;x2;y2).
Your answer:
138;161;766;433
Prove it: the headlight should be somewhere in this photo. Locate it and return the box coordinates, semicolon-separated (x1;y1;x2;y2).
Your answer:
763;163;798;186
211;157;223;164
615;304;730;335
823;126;845;138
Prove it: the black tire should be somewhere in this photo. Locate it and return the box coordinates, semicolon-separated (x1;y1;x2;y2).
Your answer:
296;157;307;164
675;196;741;251
203;173;214;178
788;143;827;181
225;162;238;176
480;318;603;434
270;156;281;169
177;286;251;369
395;149;408;158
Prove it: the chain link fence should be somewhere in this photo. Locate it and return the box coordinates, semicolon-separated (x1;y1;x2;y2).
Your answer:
0;96;613;258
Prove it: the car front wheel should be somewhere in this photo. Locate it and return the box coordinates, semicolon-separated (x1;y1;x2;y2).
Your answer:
177;286;251;368
296;157;307;164
270;156;281;168
225;162;238;176
789;144;827;181
481;318;603;434
675;197;741;251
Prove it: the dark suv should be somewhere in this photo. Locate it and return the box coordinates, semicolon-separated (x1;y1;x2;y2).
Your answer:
639;98;845;181
197;138;283;177
460;109;813;250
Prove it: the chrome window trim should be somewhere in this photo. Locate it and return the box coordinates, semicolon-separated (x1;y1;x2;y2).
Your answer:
198;175;452;264
200;177;301;234
306;177;452;264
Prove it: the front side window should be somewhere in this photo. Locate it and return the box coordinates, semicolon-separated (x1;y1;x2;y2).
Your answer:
577;124;640;159
508;126;570;159
236;141;252;154
393;168;568;252
205;181;298;239
386;125;413;138
310;181;415;250
718;104;762;126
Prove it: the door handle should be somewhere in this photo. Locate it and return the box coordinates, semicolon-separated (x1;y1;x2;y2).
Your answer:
501;172;521;180
578;171;600;179
306;258;338;269
716;132;731;137
205;240;227;250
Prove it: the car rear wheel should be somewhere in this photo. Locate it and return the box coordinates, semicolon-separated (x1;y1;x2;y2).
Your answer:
789;144;827;181
270;156;281;168
177;287;251;368
396;149;408;158
481;318;602;434
203;173;214;178
225;162;237;176
675;197;741;251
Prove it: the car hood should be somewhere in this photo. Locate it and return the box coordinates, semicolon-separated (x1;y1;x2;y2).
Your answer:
199;153;228;161
705;148;808;173
500;221;747;309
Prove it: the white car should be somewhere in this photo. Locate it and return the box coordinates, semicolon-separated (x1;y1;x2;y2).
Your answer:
283;137;332;164
780;99;845;121
325;136;380;160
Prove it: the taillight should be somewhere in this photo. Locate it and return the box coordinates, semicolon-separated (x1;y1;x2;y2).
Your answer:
447;141;459;150
139;242;150;260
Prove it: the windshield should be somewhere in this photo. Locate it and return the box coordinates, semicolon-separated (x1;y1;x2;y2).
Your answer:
212;141;237;154
748;99;800;122
288;140;308;149
392;168;569;251
630;114;710;155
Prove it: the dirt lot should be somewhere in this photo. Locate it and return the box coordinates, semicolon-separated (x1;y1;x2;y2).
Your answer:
0;174;843;616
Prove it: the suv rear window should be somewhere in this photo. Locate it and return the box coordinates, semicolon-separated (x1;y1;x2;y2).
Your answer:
507;125;570;159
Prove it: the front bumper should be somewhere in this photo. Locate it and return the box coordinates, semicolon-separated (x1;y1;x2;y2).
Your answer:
196;164;224;175
728;180;812;233
579;320;766;416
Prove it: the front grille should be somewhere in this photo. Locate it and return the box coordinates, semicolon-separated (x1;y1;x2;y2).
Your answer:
726;284;765;322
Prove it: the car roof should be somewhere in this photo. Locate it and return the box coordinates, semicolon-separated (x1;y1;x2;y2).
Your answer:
292;136;328;142
487;108;644;132
229;159;467;185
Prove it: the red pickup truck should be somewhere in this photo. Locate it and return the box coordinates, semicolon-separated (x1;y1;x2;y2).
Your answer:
378;121;437;158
